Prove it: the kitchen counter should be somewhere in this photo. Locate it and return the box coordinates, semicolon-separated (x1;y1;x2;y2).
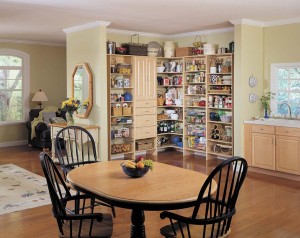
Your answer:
244;118;300;128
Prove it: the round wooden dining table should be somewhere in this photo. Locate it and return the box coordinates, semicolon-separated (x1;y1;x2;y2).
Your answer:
67;160;216;238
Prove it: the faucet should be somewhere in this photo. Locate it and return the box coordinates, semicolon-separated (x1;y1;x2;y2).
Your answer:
280;102;292;118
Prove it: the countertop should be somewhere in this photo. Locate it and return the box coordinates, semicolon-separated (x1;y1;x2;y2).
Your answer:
244;118;300;128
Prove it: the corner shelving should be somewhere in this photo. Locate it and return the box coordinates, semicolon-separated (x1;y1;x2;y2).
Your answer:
156;57;184;150
206;53;234;160
107;54;135;160
183;55;207;156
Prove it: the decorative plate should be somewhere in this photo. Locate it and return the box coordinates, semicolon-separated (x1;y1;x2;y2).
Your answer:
249;75;257;88
249;93;258;103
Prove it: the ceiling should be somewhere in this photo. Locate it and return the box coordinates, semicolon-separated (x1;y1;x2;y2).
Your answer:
0;0;300;45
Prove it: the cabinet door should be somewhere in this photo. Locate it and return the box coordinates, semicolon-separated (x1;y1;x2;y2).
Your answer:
134;56;157;101
252;132;275;170
134;56;147;101
276;135;300;175
145;57;157;100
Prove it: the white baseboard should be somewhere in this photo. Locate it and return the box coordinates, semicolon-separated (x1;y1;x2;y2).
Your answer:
0;140;27;148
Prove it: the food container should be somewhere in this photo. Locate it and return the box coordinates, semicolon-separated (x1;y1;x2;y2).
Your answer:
157;66;165;73
174;99;183;106
171;113;179;120
220;115;232;123
107;40;116;54
204;44;217;55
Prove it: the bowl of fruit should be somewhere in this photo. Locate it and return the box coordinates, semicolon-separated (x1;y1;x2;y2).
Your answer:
121;157;153;178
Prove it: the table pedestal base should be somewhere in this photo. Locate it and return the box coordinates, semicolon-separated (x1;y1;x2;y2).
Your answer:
131;209;146;238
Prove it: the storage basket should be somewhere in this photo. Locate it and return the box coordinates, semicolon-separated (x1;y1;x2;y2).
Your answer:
111;143;131;154
122;105;132;116
122;34;147;56
136;139;154;151
112;106;122;116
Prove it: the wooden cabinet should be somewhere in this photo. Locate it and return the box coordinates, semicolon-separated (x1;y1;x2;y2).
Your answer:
251;132;275;170
244;123;300;175
276;126;300;174
133;56;156;101
133;56;157;154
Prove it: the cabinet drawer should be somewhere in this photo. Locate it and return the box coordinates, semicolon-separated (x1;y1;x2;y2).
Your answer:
251;125;274;134
135;100;156;107
135;107;156;115
276;126;300;137
135;126;156;139
135;115;156;127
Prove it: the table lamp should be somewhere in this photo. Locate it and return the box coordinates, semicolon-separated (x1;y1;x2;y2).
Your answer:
31;89;48;109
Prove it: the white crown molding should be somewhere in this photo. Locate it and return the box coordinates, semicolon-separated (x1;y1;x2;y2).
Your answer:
63;21;111;33
230;17;300;28
170;27;234;38
0;38;65;47
107;27;234;39
230;19;264;27
107;28;169;38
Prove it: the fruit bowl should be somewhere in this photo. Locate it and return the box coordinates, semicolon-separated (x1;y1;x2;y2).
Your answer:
121;158;153;178
121;164;150;178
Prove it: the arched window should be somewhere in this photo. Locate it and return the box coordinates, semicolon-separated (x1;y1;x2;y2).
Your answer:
0;49;30;124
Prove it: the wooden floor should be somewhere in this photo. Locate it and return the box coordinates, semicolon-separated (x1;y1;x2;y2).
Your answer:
1;145;300;237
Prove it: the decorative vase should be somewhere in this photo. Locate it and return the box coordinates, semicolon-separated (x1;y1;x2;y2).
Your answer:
264;108;269;119
66;111;75;126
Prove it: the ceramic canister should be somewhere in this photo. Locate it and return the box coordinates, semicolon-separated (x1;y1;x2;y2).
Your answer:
164;41;175;57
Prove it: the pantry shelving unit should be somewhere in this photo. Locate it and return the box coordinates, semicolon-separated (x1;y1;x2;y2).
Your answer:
107;55;135;160
107;53;234;161
156;57;184;150
183;55;207;156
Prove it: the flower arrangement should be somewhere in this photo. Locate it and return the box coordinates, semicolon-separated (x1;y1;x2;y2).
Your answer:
82;99;89;109
61;97;81;112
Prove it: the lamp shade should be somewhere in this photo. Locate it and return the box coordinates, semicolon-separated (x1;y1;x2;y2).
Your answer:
32;89;48;102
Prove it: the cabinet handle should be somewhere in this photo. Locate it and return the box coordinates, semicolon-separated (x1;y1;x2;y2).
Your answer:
286;131;289;133
260;128;264;131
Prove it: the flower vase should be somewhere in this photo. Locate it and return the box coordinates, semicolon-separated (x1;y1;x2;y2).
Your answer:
66;111;75;126
264;108;269;119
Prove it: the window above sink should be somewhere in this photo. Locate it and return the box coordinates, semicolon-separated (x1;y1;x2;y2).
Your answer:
270;62;300;118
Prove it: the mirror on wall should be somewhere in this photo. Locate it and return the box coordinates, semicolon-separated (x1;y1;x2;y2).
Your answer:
72;63;93;118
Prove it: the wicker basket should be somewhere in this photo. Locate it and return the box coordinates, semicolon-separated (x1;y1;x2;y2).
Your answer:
122;106;132;116
122;34;147;56
136;139;154;151
112;106;122;116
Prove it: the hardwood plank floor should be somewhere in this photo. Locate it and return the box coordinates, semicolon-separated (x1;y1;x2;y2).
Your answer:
0;145;300;237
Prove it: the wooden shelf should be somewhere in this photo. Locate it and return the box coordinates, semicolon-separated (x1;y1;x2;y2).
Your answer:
207;151;233;158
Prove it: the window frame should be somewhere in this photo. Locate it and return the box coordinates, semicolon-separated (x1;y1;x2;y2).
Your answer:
0;49;30;125
270;62;300;117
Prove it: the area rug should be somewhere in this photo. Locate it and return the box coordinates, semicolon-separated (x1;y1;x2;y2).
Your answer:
0;164;51;215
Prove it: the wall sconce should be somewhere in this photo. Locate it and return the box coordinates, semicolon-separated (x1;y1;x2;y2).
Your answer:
31;89;48;109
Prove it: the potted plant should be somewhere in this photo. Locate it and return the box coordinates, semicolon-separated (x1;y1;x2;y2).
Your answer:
260;92;274;118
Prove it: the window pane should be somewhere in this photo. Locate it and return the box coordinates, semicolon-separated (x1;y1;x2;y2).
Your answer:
0;91;23;121
0;56;22;67
271;63;300;117
289;68;300;79
6;79;22;90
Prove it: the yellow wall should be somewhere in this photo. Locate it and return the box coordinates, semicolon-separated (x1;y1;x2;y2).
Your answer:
234;25;264;156
0;42;66;145
66;26;108;161
263;23;300;91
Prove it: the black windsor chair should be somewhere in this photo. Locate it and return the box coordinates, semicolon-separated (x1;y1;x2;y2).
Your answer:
40;152;113;238
160;156;248;238
55;125;116;217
